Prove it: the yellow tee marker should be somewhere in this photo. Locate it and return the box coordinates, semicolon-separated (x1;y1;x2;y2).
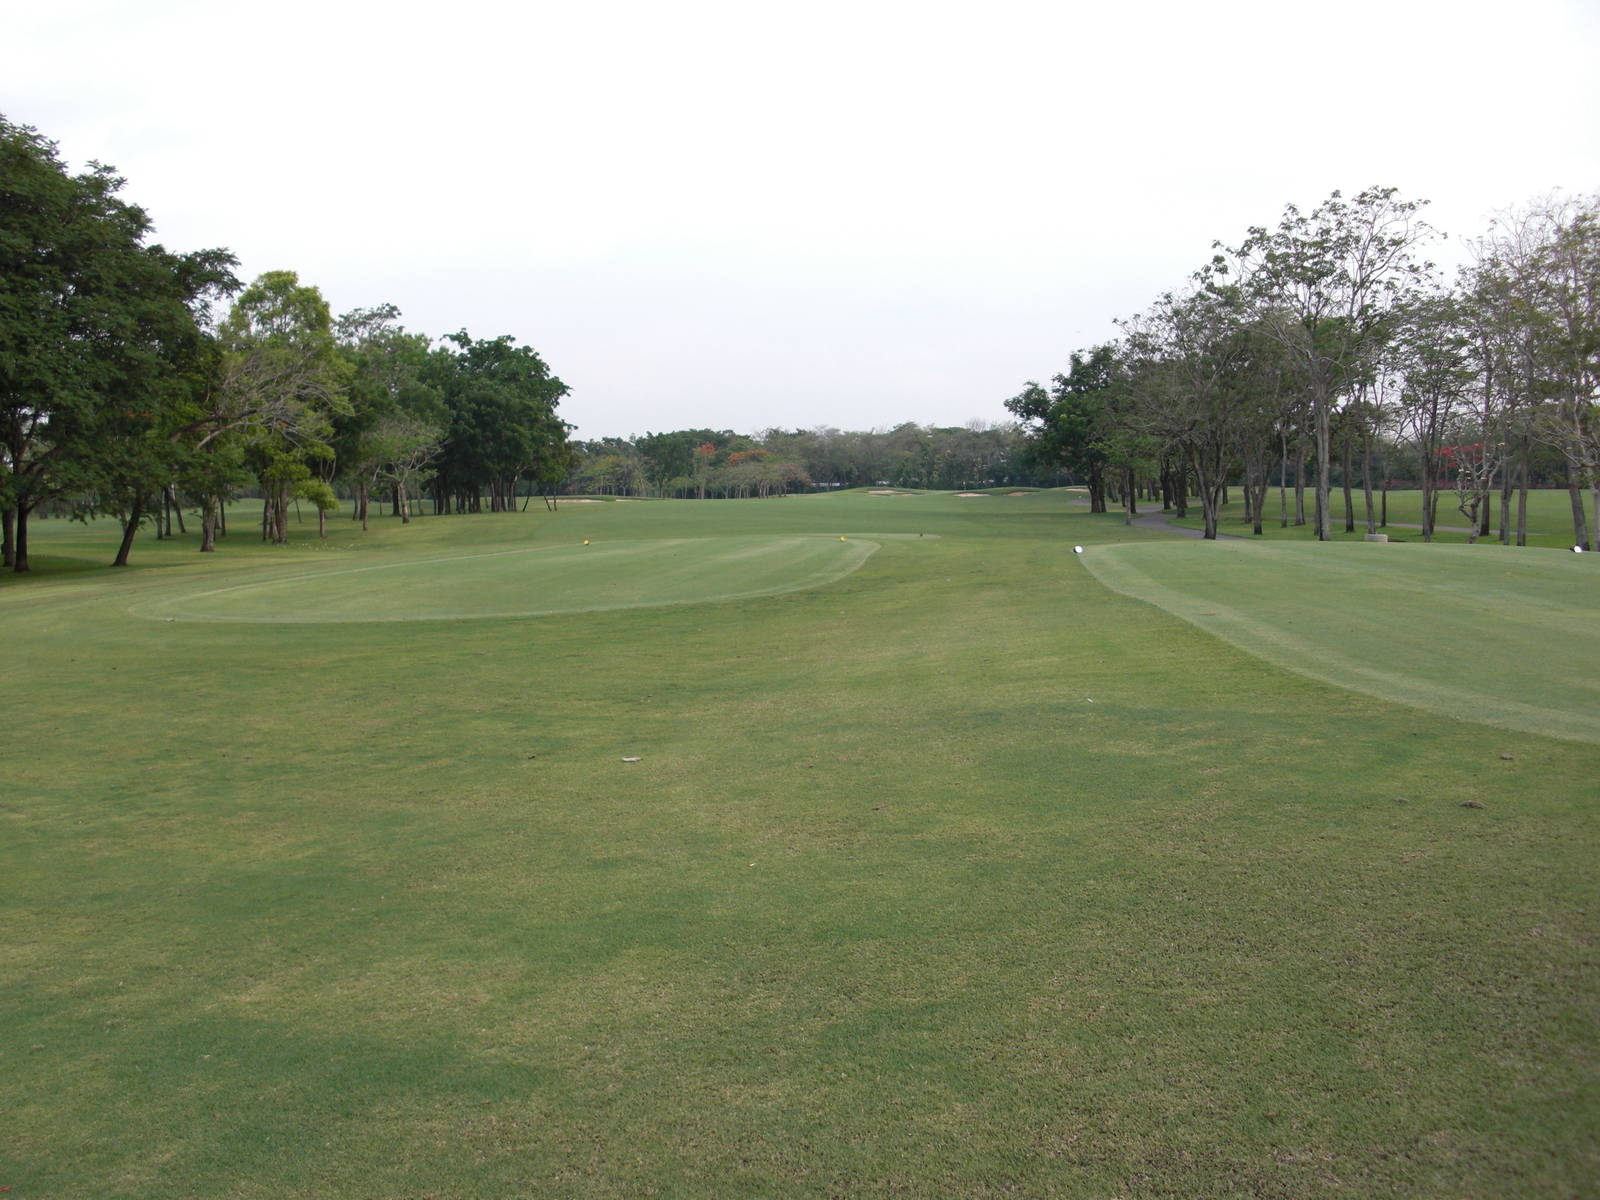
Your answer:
583;539;590;545
839;536;846;541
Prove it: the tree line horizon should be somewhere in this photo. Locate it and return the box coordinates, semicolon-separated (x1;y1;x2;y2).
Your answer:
5;111;1595;571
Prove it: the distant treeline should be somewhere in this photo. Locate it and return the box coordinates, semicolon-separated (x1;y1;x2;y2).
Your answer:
565;424;1069;498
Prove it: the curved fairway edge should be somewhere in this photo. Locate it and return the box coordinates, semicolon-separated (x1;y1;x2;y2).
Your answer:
1079;540;1600;745
130;536;882;624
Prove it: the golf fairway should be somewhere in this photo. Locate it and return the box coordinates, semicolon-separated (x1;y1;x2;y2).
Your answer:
1081;539;1600;744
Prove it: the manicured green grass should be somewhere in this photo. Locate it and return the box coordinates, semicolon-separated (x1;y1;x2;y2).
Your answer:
131;535;881;623
3;491;1596;1197
1082;539;1600;744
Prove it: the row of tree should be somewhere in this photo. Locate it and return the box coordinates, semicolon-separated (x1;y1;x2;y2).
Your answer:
1;115;575;571
1006;187;1600;545
567;422;1064;498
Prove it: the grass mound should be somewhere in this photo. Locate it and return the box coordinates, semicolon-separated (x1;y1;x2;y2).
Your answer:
1081;539;1600;743
131;535;878;623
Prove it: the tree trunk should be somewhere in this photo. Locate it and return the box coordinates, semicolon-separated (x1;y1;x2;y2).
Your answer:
1279;431;1289;528
1191;450;1220;539
168;486;187;534
1498;461;1513;545
13;503;33;572
113;495;143;566
1568;481;1589;550
1341;427;1355;534
1516;457;1528;547
1087;464;1105;513
1294;435;1307;526
1361;439;1375;535
2;505;14;568
1420;468;1435;543
1314;394;1332;541
200;496;218;552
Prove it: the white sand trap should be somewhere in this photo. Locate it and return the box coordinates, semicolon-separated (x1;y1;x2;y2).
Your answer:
1008;491;1029;496
955;492;989;498
558;498;603;503
869;489;911;495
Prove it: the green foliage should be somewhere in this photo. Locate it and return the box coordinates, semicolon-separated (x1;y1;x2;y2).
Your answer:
1006;344;1126;510
429;330;572;511
0;113;236;568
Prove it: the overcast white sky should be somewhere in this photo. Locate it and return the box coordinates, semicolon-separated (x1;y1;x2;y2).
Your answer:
6;0;1598;438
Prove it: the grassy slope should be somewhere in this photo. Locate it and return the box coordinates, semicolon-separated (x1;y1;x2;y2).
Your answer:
3;493;1596;1198
1083;539;1600;744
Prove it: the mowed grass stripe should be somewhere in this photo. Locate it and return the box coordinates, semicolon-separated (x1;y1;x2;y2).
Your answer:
1082;539;1600;744
132;535;881;623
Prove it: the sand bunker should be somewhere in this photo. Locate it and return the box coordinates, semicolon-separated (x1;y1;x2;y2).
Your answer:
869;489;912;495
955;492;989;498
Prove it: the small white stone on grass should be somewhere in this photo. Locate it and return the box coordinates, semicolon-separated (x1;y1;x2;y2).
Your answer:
1073;545;1084;554
622;756;642;763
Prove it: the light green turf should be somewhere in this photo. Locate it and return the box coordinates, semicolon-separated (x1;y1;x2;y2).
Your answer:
1082;539;1600;744
130;535;880;623
3;490;1596;1198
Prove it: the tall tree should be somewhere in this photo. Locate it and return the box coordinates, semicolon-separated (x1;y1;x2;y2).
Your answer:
1393;294;1473;542
429;331;570;513
335;304;441;526
212;271;350;545
1222;187;1437;541
1006;344;1125;512
1120;284;1263;540
1;116;235;570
